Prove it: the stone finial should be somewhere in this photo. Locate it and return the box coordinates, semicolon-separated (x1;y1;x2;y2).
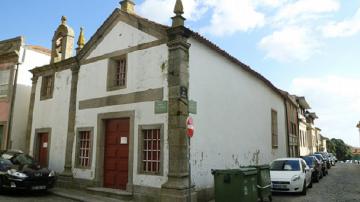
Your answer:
120;0;135;14
174;0;184;15
76;27;85;53
171;0;185;27
61;16;67;25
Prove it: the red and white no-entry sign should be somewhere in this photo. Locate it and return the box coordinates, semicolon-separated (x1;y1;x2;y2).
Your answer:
186;116;194;138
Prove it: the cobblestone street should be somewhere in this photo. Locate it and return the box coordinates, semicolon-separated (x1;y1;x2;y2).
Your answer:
0;191;75;202
273;163;360;202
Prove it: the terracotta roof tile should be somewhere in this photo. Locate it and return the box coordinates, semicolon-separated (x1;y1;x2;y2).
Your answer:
26;45;51;55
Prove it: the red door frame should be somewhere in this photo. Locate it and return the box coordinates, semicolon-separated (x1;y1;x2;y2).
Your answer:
37;132;49;167
103;118;130;190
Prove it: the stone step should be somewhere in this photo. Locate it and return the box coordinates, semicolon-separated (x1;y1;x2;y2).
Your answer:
51;187;129;202
86;187;133;201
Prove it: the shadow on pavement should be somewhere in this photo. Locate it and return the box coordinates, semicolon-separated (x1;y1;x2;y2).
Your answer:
0;189;52;198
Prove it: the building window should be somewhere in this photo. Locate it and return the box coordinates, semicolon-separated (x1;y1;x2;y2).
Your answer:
40;74;54;100
271;109;278;148
75;128;93;169
0;70;10;98
138;124;163;175
107;56;127;91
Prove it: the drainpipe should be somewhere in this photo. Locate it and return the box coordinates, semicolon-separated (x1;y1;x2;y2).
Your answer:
7;48;25;149
283;97;290;157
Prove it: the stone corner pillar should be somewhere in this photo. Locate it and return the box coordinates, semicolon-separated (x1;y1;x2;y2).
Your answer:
160;24;197;202
25;75;39;153
61;64;80;178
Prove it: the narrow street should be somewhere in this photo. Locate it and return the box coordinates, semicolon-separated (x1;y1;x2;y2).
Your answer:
0;191;76;202
273;163;360;202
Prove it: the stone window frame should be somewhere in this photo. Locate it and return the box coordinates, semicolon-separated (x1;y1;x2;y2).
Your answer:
107;54;128;91
0;121;7;150
0;69;11;99
137;124;164;176
271;109;278;149
40;73;55;100
74;127;94;169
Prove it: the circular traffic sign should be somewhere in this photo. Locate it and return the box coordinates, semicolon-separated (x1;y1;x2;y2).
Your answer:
186;116;194;138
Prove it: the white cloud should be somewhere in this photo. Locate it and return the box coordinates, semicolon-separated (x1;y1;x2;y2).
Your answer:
258;26;321;62
257;0;340;62
254;0;288;8
138;0;267;36
290;76;360;147
137;0;206;24
274;0;339;23
200;0;265;36
322;8;360;38
136;0;345;62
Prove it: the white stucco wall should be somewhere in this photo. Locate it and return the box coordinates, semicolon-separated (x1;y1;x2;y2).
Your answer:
30;69;71;173
87;21;157;59
75;33;169;188
188;38;287;190
10;47;50;151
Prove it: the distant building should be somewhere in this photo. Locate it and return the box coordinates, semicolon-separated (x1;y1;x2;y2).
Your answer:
281;91;299;157
0;36;50;151
296;96;311;156
351;146;360;155
315;127;322;152
306;112;318;154
320;135;328;152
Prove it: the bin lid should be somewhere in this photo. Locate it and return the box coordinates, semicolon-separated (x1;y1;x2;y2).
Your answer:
254;164;270;169
211;168;257;175
239;167;257;175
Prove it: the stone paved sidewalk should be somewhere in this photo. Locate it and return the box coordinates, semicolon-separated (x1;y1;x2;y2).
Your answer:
50;187;132;202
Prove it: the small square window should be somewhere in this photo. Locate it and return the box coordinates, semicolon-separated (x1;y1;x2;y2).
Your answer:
142;129;161;174
40;75;54;100
107;56;127;91
75;128;93;169
138;125;163;175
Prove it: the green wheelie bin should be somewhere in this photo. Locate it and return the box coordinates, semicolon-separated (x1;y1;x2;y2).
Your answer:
251;165;272;202
211;168;258;202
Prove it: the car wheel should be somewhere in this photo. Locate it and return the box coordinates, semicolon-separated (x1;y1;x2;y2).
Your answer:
309;179;313;188
301;180;307;195
315;172;320;182
0;177;3;193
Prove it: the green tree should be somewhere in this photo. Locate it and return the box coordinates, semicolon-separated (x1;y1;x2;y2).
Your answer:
328;138;353;160
326;139;335;153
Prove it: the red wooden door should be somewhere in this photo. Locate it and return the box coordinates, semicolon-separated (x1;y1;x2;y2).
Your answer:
38;133;48;167
104;118;130;190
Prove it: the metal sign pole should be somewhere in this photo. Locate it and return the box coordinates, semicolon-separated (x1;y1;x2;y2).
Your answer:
188;136;191;202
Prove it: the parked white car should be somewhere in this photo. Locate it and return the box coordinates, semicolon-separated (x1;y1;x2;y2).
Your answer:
270;158;313;195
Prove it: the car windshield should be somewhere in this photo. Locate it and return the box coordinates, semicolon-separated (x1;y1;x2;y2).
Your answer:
12;154;36;165
302;157;314;167
314;154;323;160
270;160;300;171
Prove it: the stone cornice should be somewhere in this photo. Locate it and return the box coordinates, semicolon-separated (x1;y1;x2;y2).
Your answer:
77;8;168;62
0;36;23;56
0;51;19;63
30;57;78;76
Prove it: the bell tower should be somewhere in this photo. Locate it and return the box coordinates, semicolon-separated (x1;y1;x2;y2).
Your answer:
51;16;75;63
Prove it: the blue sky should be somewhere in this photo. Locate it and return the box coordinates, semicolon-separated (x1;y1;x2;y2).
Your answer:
1;0;359;147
